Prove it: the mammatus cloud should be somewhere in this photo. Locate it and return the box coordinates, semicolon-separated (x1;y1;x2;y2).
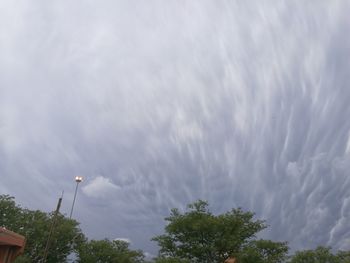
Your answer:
0;0;349;255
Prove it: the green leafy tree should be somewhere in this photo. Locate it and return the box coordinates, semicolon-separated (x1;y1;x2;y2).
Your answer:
336;251;350;263
0;195;25;230
238;239;288;263
0;195;85;262
77;239;145;263
289;246;343;263
152;200;286;263
153;257;190;263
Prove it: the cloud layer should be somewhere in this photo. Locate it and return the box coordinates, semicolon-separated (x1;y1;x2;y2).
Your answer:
0;0;350;254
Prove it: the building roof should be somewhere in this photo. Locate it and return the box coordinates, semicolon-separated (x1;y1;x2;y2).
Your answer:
224;257;237;263
0;227;26;262
0;227;26;247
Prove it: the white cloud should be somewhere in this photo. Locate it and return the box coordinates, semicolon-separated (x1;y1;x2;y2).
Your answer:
82;176;120;198
114;237;131;244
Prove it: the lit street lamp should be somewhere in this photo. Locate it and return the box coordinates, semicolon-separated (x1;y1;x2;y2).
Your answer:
69;176;83;219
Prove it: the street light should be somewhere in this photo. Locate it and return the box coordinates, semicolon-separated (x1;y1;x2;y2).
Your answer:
69;176;83;219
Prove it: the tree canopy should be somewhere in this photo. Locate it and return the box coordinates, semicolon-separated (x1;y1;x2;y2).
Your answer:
288;246;350;263
77;239;145;263
2;195;350;263
0;195;84;262
152;200;288;263
0;195;143;263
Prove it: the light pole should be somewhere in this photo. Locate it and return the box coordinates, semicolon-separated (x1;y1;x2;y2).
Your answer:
69;176;83;219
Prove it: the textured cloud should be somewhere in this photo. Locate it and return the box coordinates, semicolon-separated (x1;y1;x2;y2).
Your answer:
0;0;349;255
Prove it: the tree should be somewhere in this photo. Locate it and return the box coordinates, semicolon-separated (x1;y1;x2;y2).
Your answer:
152;200;286;263
336;251;350;263
1;195;147;263
0;195;85;262
77;239;145;263
288;246;344;263
336;250;350;263
0;195;25;230
154;257;190;263
238;239;288;263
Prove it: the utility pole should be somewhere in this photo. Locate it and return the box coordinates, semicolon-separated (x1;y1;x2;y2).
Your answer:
42;192;63;263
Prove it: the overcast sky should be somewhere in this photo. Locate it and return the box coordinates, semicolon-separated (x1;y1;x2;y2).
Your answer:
1;0;350;256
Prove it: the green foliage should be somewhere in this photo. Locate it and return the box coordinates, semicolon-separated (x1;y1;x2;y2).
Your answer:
0;195;84;262
238;239;289;263
77;239;145;263
152;200;281;263
153;257;190;263
4;195;350;263
336;250;350;263
0;195;144;263
0;195;24;230
288;246;350;263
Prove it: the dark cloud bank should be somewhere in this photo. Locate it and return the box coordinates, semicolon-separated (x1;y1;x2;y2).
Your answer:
0;0;350;255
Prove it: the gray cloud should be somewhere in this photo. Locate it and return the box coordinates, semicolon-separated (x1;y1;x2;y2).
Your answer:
0;0;349;254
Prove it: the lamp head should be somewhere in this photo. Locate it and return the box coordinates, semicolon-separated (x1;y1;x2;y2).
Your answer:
75;176;83;183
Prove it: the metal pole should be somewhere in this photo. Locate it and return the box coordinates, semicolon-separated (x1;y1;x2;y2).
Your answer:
69;181;79;219
42;194;63;263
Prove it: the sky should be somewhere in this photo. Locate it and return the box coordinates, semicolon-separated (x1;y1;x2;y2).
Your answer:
1;0;350;257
